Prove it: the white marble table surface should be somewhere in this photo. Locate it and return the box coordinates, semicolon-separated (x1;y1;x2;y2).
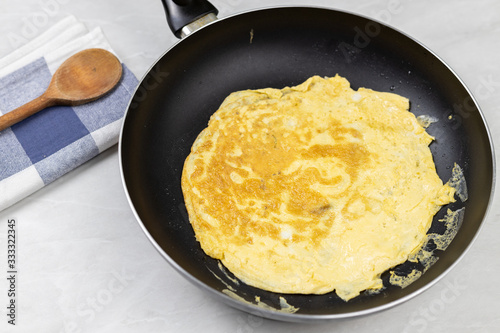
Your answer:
1;0;499;332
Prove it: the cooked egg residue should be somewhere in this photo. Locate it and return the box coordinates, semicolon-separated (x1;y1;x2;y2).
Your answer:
390;163;467;289
390;207;465;289
210;261;299;313
181;75;456;301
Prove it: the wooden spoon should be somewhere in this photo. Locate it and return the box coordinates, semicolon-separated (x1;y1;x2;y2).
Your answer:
0;48;122;131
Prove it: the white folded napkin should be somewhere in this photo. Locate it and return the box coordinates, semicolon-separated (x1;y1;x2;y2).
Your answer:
0;15;139;211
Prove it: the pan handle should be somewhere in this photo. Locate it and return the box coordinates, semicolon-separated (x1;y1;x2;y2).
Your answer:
161;0;218;38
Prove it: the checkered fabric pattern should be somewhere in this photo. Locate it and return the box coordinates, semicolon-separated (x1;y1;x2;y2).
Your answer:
0;16;139;211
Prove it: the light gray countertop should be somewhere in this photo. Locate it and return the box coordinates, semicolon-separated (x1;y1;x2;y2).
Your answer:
1;0;499;332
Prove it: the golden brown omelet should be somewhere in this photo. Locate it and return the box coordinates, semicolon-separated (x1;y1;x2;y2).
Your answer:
181;75;455;301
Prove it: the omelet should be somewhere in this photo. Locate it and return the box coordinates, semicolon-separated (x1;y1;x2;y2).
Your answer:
181;75;455;301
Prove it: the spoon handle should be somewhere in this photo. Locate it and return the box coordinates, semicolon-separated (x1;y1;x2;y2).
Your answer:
0;94;56;131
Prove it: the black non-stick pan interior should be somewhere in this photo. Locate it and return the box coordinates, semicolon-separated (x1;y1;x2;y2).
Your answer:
120;7;494;320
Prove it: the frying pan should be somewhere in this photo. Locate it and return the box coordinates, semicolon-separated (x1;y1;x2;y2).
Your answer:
119;0;495;322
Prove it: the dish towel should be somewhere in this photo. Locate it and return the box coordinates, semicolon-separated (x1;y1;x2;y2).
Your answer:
0;15;139;211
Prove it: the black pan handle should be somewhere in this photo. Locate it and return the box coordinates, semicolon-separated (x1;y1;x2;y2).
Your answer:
161;0;218;38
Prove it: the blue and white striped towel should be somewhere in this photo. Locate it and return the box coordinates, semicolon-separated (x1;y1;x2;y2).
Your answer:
0;16;139;211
